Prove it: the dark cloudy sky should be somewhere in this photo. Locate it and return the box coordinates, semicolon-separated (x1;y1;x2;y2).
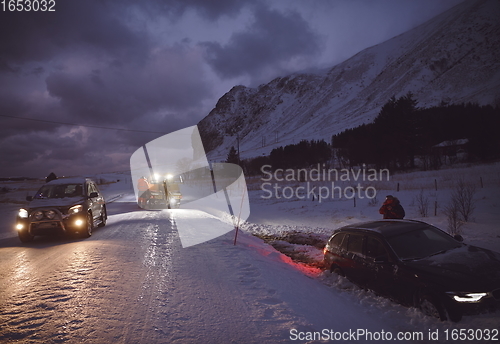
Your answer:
0;0;462;178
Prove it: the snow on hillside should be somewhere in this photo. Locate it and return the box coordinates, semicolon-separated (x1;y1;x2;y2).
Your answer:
198;0;500;162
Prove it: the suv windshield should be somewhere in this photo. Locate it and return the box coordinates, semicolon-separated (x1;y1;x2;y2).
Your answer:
34;184;84;199
386;226;462;260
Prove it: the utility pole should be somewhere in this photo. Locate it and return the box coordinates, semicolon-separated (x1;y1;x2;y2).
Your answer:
237;134;240;165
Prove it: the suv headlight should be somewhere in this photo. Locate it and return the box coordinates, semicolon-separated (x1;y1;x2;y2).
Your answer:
69;205;83;215
447;292;488;303
33;210;44;220
18;208;28;219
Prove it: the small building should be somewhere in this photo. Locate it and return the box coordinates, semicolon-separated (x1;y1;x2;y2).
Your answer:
432;138;469;164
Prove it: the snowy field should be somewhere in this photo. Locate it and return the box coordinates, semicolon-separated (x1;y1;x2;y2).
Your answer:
244;162;500;252
0;163;499;343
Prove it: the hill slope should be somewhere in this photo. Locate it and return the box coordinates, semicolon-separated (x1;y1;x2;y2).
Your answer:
197;0;500;161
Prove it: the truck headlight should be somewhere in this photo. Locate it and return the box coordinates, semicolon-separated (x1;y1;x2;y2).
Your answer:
69;205;83;215
447;292;488;303
18;208;28;219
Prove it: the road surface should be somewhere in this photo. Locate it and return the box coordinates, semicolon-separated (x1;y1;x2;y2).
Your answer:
1;200;284;343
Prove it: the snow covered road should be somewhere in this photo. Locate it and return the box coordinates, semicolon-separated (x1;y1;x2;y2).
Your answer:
0;198;405;343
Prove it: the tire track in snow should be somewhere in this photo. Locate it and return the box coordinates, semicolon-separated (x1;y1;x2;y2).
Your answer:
119;210;178;344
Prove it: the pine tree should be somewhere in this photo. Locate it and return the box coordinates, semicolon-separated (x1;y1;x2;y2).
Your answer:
226;146;239;164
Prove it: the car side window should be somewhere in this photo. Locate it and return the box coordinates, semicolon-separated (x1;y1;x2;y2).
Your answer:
340;233;349;251
329;233;346;249
365;236;388;260
87;183;98;196
347;234;364;255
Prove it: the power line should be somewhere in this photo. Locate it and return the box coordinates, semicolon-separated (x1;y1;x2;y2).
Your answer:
0;114;168;134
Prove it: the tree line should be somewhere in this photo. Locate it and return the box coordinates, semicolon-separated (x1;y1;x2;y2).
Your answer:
331;93;500;170
228;93;500;174
226;139;331;175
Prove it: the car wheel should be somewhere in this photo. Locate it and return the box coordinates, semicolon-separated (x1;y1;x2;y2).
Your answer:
98;206;107;227
18;229;34;243
419;294;447;321
81;212;93;238
330;264;345;277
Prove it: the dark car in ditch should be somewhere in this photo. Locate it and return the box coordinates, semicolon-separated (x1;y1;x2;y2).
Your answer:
16;177;107;242
323;220;500;322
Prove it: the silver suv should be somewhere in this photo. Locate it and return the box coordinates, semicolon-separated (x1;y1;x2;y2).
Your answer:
16;178;107;242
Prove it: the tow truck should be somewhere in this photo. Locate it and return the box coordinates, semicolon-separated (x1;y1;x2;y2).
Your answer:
139;174;182;209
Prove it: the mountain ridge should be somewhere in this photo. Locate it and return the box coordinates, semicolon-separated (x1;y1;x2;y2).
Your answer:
197;0;500;161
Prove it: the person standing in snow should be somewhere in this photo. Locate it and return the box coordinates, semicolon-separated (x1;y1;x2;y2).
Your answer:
379;195;405;219
137;176;150;208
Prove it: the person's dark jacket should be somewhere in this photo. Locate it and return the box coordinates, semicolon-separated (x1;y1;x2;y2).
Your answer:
379;196;405;219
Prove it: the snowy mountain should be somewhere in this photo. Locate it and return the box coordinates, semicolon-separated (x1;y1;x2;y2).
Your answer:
197;0;500;161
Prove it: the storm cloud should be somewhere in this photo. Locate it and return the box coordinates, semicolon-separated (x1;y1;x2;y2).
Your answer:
0;0;462;177
201;5;322;80
44;44;210;124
